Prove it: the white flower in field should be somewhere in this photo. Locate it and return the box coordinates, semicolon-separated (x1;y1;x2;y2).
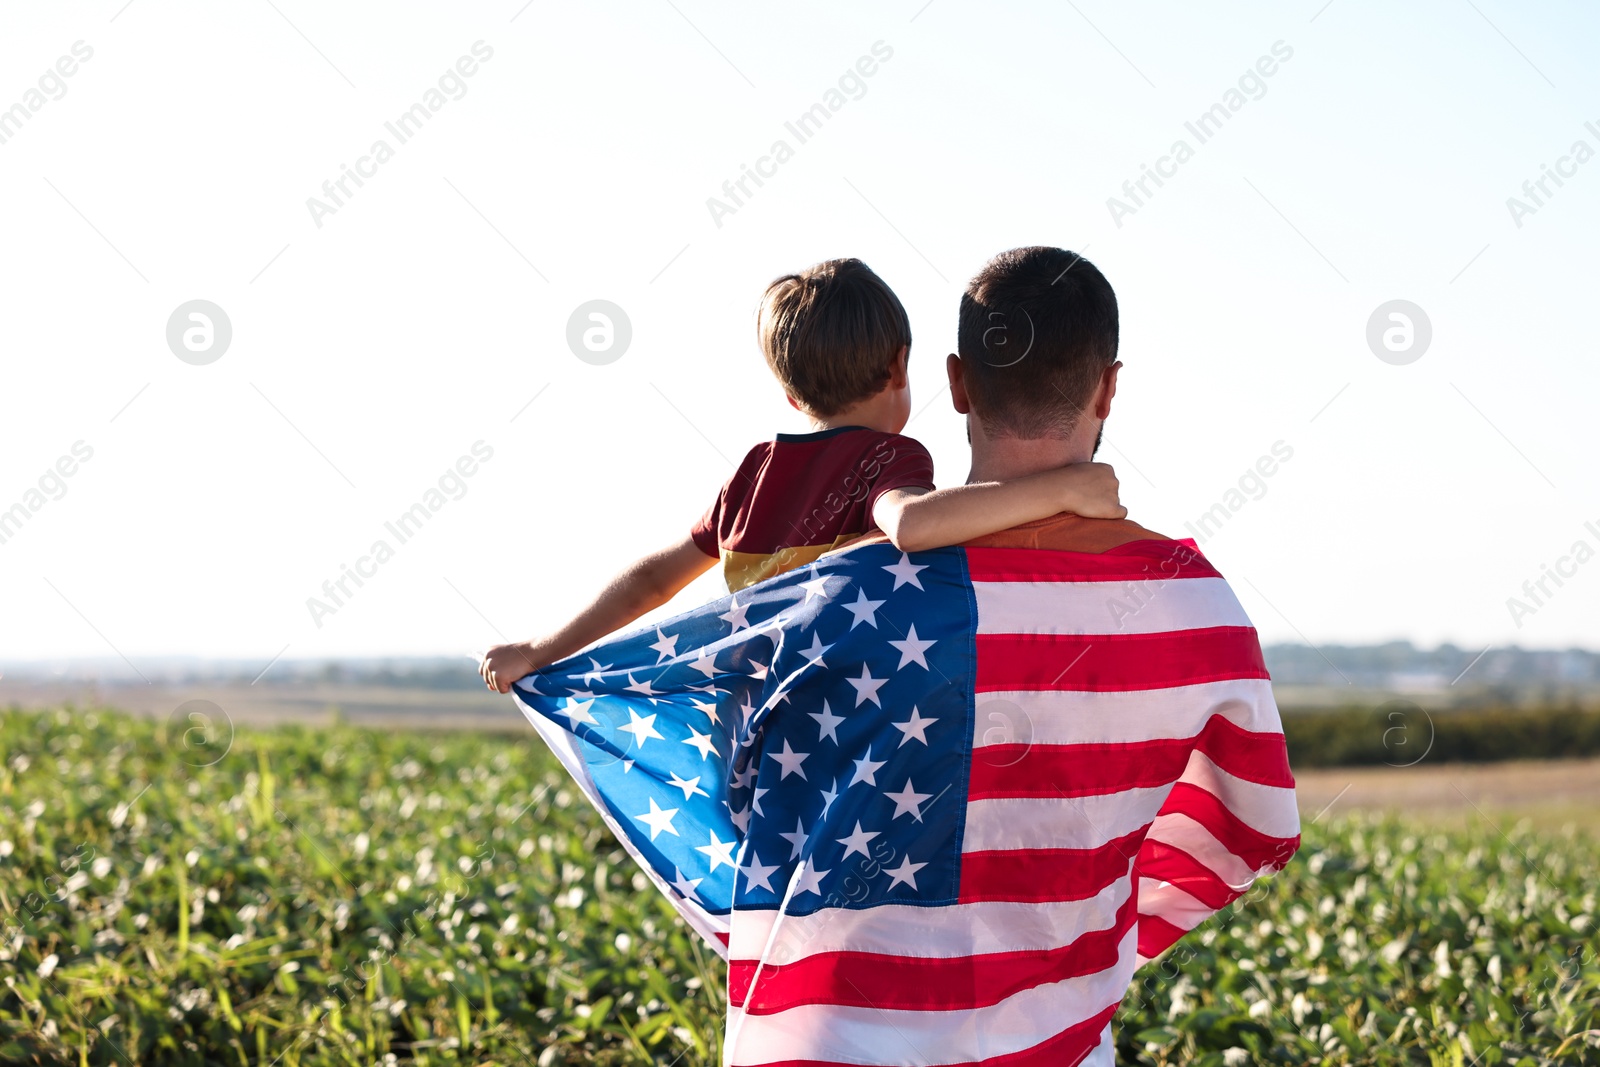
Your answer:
1306;931;1325;958
574;1004;592;1018
64;872;89;894
91;856;112;878
1487;955;1502;984
354;833;370;859
1379;935;1409;965
1573;914;1593;933
500;915;519;935
40;1020;57;1040
1223;1049;1249;1066
1433;941;1453;978
38;954;59;978
1249;999;1271;1020
0;840;13;857
1290;993;1311;1025
185;849;200;868
615;933;632;953
25;801;44;819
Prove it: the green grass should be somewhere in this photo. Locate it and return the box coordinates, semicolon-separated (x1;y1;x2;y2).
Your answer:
1;707;1596;1066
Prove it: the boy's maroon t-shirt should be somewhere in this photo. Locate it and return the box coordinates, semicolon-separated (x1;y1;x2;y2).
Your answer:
690;426;935;591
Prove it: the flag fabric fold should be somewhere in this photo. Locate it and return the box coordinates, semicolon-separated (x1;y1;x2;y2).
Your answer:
512;538;1299;1066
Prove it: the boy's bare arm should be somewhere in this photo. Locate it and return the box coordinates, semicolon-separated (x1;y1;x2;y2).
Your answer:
872;462;1125;553
480;536;716;693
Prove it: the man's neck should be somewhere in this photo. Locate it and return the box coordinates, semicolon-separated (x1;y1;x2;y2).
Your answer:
966;422;1097;483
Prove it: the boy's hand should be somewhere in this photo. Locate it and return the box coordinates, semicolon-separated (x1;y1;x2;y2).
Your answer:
1055;462;1126;519
480;641;544;693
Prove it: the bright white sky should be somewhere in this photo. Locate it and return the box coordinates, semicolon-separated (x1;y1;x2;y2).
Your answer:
1;0;1596;668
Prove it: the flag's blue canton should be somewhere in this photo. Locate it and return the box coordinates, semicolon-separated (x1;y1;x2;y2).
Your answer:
515;543;977;918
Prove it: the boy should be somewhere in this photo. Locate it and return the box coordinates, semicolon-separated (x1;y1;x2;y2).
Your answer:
480;258;1122;692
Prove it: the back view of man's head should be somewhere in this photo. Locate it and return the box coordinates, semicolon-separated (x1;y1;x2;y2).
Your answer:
953;247;1120;448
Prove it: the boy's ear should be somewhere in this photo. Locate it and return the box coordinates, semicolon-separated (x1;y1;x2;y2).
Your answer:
946;353;971;414
785;394;804;413
886;345;909;390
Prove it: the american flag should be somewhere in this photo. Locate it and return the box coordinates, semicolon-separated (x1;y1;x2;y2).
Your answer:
512;538;1300;1066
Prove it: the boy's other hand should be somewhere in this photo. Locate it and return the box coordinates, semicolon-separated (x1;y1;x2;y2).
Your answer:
1056;462;1127;520
481;641;543;693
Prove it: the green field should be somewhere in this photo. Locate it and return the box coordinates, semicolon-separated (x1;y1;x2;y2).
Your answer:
1;708;1596;1066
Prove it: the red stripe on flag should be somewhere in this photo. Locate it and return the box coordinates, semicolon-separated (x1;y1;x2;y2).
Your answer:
976;627;1269;693
959;828;1145;903
728;895;1136;1013
964;541;1219;583
1135;841;1242;911
1135;913;1190;962
969;717;1293;800
1159;782;1302;869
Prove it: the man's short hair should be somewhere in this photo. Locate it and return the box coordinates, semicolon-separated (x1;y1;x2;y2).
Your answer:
757;258;912;417
957;247;1119;439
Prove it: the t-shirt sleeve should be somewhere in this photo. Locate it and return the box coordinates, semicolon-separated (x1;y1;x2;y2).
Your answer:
863;436;936;518
689;483;726;559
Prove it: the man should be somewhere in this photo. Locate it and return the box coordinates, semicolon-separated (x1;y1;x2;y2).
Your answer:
511;247;1300;1066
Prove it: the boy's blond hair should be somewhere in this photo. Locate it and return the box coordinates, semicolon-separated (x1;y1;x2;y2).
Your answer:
756;258;912;417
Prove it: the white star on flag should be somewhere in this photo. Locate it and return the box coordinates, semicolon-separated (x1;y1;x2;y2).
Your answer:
729;802;751;833
800;632;832;668
819;777;840;818
850;747;886;787
836;820;880;859
847;664;888;707
888;624;936;669
670;867;703;903
696;830;738;872
740;850;780;892
689;698;721;726
793;859;830;896
649;628;679;663
666;771;708;800
747;659;769;680
842;588;885;629
768;739;810;780
884;854;927;891
751;786;769;816
799;570;840;603
890;706;938;747
883;552;928;590
778;817;809;860
632;797;679;841
618;708;664;746
884;779;933;821
681;726;719;761
582;657;611;685
690;648;719;678
719;597;751;631
558;698;597;726
808;699;845;743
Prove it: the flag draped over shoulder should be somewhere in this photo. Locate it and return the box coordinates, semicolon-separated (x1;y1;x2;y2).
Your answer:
512;539;1300;1067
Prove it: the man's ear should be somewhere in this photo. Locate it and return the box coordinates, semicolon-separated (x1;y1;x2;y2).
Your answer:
946;353;971;414
1093;361;1121;420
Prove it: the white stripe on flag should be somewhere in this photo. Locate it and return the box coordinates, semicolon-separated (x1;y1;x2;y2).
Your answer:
728;878;1132;963
1179;752;1302;840
962;786;1170;853
972;679;1279;749
1137;876;1219;936
972;576;1250;636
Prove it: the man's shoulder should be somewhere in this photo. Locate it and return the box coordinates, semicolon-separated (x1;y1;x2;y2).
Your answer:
962;513;1173;553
